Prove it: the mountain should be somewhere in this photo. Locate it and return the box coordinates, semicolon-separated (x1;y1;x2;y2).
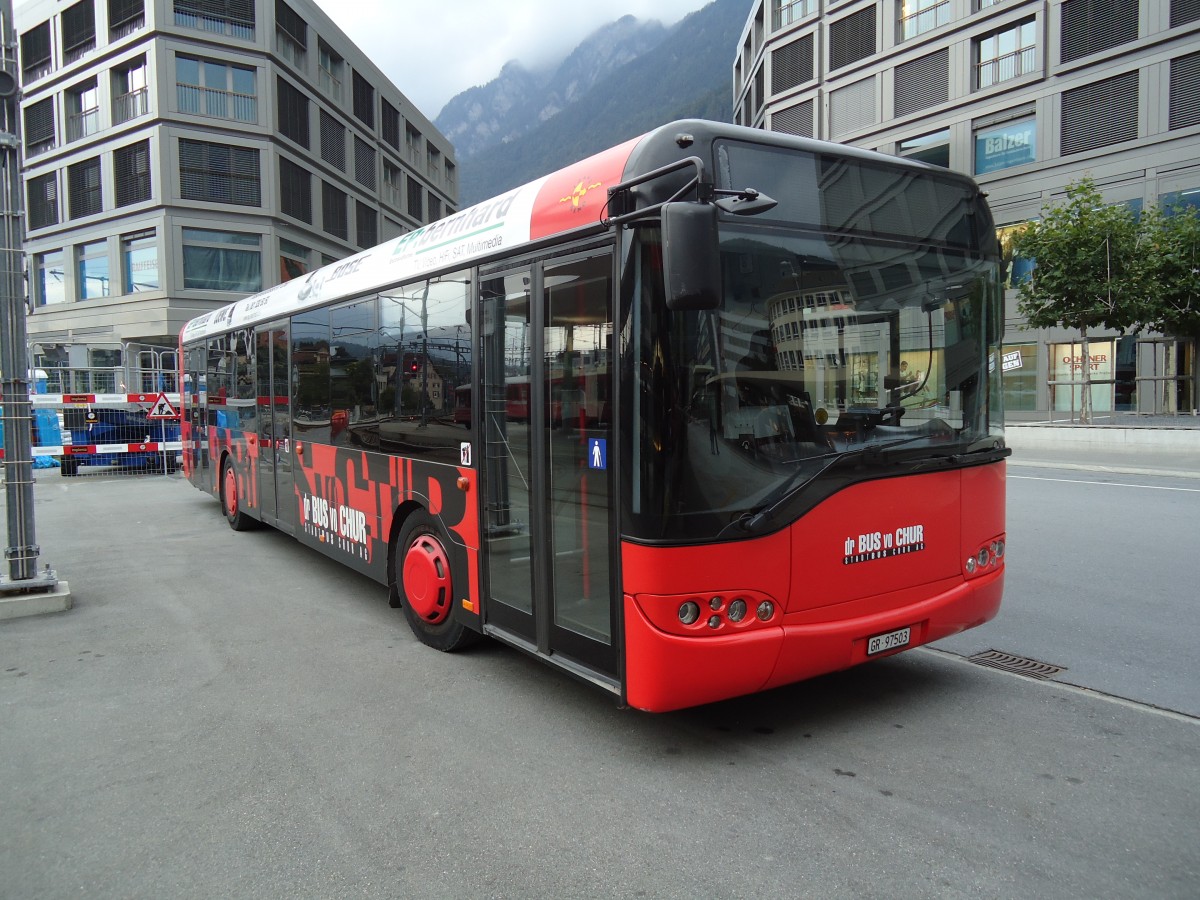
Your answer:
440;0;754;207
435;16;669;161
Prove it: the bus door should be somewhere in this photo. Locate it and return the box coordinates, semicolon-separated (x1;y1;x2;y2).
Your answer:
480;250;618;682
255;322;296;534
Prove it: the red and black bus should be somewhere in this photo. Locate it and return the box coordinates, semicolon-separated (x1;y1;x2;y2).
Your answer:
181;120;1008;711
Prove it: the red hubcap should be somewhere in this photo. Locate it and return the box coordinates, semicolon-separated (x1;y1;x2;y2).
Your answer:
403;534;452;624
224;468;238;517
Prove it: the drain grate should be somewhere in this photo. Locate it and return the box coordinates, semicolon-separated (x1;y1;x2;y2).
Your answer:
967;650;1065;680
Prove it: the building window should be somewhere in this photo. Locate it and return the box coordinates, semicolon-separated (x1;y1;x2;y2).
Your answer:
829;7;876;71
320;110;346;170
352;71;375;128
1060;72;1138;155
122;230;159;293
279;157;312;223
173;0;255;41
277;76;310;147
66;79;101;143
322;182;348;239
176;55;257;122
976;19;1036;89
406;122;423;164
77;240;111;300
356;201;377;248
428;196;441;221
772;34;814;94
112;56;150;124
109;0;145;41
899;0;949;42
279;238;310;281
773;0;814;30
24;98;55;157
407;177;423;220
35;250;67;306
183;228;262;292
318;39;343;100
427;145;441;181
894;49;949;115
1173;0;1200;27
354;137;376;189
27;173;59;230
899;128;950;167
1169;51;1200;130
62;0;97;64
114;140;151;206
772;99;814;137
68;157;103;219
383;162;402;208
974;115;1036;174
1001;343;1037;411
179;139;261;206
1060;0;1138;64
275;0;307;68
382;101;401;150
20;22;52;83
830;76;877;138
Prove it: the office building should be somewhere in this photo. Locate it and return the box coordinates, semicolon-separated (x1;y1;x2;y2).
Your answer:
733;0;1200;416
17;0;456;379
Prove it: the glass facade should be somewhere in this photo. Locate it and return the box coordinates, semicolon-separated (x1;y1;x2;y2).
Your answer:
182;228;262;292
122;231;160;293
77;240;111;299
974;117;1036;174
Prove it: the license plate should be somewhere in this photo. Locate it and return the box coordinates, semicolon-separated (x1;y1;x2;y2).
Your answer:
867;626;911;656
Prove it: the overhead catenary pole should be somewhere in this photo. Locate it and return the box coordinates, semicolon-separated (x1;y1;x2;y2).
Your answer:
0;0;69;612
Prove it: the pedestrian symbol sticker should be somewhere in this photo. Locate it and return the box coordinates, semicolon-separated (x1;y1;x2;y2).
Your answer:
588;438;607;470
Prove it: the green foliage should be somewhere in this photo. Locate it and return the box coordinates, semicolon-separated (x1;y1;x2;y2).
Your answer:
1141;203;1200;340
1013;179;1148;335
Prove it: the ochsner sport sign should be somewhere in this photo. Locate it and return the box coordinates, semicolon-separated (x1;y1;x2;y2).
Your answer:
182;137;641;343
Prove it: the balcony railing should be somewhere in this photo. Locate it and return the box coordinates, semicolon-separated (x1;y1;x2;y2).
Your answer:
67;108;101;142
177;84;258;123
773;0;814;31
110;12;145;41
317;67;342;100
275;30;306;69
174;10;254;41
977;46;1036;89
900;0;950;40
113;87;150;125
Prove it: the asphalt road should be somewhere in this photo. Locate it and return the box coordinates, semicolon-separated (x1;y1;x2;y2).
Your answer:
2;471;1198;899
935;461;1200;717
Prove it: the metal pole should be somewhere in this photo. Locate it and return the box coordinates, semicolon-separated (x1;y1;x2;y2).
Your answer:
0;0;60;600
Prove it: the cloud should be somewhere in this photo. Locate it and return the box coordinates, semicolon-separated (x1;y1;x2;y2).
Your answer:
311;0;713;118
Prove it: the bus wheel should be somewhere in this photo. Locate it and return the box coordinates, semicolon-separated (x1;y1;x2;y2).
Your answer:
393;511;475;652
221;460;253;531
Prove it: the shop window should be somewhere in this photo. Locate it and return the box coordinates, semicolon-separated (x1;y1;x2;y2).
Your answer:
122;230;159;293
182;227;262;292
77;240;111;300
1001;343;1037;411
974;115;1036;174
898;128;950;167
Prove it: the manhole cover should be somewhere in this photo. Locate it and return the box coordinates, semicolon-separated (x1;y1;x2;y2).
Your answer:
967;650;1065;680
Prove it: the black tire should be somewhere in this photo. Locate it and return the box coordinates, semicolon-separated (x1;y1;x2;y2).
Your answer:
220;459;254;531
391;510;476;652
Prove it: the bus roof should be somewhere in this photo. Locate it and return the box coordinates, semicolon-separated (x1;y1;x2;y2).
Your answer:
182;120;979;344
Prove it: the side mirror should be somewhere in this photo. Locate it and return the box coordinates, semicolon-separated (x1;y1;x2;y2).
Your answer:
662;202;721;311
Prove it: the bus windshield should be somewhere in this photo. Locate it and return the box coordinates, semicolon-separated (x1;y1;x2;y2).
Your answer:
621;144;1004;543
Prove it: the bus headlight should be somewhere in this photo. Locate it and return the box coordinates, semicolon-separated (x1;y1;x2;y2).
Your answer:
678;601;700;625
728;599;747;622
756;600;775;621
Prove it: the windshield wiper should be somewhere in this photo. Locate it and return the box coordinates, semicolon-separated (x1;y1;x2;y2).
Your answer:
726;435;946;535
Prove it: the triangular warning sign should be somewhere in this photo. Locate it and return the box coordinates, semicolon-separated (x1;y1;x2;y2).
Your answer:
147;393;179;419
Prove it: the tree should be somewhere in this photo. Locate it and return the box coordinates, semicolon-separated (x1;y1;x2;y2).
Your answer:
1013;179;1150;423
1141;203;1200;410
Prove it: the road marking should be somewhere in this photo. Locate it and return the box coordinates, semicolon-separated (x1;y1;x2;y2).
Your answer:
920;647;1200;724
1010;475;1200;493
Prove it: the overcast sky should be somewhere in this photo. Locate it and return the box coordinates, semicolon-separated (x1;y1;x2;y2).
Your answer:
310;0;714;119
